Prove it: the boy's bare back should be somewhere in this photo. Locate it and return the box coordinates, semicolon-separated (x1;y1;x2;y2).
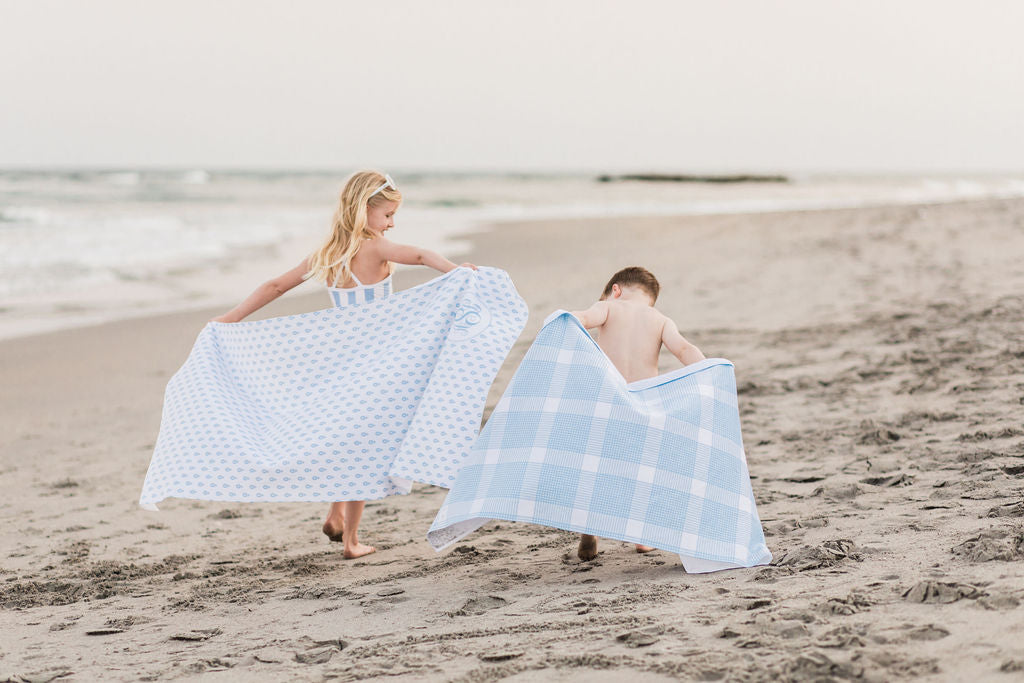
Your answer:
587;299;671;382
571;286;705;384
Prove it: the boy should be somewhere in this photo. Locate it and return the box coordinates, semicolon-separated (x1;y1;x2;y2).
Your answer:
570;266;706;561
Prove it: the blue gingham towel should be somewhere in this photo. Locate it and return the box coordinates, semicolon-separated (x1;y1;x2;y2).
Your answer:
139;267;528;509
428;310;771;573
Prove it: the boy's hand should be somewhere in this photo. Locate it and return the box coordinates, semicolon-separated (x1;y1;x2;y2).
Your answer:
459;262;478;270
210;314;239;323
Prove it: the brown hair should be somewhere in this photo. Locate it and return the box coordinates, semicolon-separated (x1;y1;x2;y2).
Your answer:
601;266;660;302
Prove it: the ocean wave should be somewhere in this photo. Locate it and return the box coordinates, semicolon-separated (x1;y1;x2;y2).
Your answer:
180;170;210;185
423;197;482;208
0;206;55;225
102;172;141;186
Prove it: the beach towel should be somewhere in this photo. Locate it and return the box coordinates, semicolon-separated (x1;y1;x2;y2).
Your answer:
139;267;528;509
427;311;772;573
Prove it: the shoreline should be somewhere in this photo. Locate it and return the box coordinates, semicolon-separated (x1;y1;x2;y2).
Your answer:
1;193;1020;345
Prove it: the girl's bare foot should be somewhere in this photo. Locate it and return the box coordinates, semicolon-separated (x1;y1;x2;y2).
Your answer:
339;501;373;559
636;544;655;553
578;534;599;561
343;542;376;559
322;502;346;542
322;520;343;542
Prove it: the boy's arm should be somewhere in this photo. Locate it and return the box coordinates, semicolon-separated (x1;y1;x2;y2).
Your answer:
211;260;309;323
570;301;610;329
662;317;706;366
374;237;476;273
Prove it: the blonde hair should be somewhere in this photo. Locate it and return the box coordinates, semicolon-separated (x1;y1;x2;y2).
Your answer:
305;170;402;285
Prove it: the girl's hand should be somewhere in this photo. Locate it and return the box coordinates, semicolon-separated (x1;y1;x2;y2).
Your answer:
459;262;478;270
210;314;238;323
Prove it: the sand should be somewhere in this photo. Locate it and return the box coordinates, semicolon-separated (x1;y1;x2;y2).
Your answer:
2;198;1024;682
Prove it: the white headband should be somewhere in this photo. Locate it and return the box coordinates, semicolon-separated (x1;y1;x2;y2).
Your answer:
368;173;398;199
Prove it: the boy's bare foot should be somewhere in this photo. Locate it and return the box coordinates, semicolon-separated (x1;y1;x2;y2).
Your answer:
636;544;655;553
578;534;599;561
343;542;376;559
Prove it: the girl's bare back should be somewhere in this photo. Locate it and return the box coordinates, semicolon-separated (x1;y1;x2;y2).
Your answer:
331;238;392;289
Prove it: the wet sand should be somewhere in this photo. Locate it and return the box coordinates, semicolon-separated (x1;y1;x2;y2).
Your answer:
2;198;1024;681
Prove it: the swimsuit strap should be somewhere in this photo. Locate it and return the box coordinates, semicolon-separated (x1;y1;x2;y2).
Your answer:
329;240;376;288
330;260;365;288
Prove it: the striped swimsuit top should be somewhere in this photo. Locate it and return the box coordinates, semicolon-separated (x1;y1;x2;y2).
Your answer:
326;263;393;308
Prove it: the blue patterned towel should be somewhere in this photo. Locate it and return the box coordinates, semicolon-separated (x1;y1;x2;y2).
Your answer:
140;267;528;509
428;311;771;573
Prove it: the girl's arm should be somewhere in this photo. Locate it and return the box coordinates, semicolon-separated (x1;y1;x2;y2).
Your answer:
211;260;309;323
374;238;476;273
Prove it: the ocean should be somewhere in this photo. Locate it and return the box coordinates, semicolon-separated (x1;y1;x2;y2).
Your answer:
2;169;1023;340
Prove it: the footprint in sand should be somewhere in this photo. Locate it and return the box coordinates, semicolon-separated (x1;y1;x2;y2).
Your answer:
817;624;868;648
857;428;902;445
902;581;981;604
951;526;1024;562
209;508;247;519
754;617;809;640
977;593;1021;610
783;651;864;680
812;484;862;501
616;626;664;648
957;427;1024;442
820;593;872;615
453;595;507;616
85;616;136;636
906;624;951;642
772;539;861;571
293;637;347;665
170;628;223;641
860;473;914;487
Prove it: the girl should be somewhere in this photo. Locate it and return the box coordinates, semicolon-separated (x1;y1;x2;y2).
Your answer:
212;170;475;559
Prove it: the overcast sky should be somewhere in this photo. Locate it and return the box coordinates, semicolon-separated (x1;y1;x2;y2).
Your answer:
1;0;1022;172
